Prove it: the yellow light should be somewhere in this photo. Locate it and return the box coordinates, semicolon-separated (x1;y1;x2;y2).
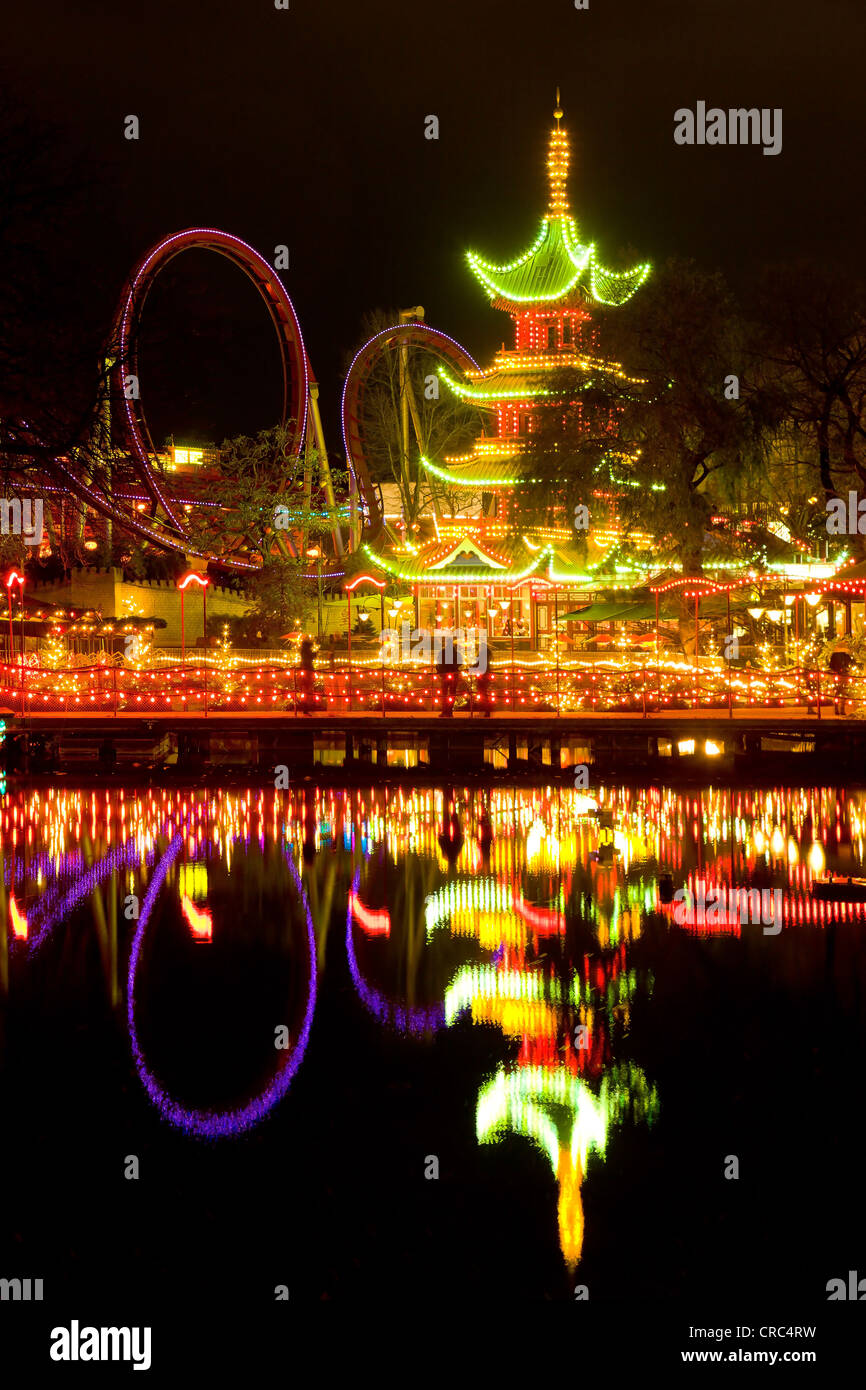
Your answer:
705;740;722;756
677;739;695;755
771;826;785;857
173;447;203;467
808;841;826;875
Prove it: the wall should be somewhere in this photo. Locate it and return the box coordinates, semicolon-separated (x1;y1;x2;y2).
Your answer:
28;568;251;646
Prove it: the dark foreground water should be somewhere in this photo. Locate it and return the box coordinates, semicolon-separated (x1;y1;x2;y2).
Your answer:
1;779;865;1353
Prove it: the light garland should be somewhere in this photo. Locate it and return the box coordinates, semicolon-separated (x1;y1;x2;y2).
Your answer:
420;454;524;489
362;541;554;586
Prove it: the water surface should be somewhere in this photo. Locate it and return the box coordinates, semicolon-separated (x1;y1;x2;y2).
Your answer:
1;780;863;1304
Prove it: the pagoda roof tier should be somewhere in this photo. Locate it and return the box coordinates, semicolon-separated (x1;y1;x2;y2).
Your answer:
444;438;527;465
464;348;643;384
441;362;644;406
360;529;637;588
363;535;557;586
420;455;524;489
442;368;554;403
468;216;650;309
466;103;650;310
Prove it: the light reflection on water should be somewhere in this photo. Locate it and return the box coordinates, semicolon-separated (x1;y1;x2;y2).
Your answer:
2;781;864;1275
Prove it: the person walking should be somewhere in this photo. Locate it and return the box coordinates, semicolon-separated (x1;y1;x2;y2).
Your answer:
436;636;461;718
475;663;494;717
297;636;316;715
829;646;853;716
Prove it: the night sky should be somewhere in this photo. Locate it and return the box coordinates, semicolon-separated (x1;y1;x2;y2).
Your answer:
3;0;864;446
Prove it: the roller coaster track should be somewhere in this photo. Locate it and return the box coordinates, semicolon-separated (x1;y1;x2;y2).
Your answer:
341;323;480;537
29;231;479;569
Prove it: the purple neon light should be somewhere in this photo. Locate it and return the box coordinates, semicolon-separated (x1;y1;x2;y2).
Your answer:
47;453;261;568
38;480;223;513
340;323;480;499
17;840;159;955
5;848;81;887
6;850;85;942
345;870;445;1035
127;837;317;1138
118;229;309;535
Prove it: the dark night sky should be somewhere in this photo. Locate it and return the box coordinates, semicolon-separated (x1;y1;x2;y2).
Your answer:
3;0;865;447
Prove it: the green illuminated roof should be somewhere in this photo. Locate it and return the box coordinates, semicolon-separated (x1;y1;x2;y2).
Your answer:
466;113;650;310
420;456;523;489
467;216;650;309
363;539;554;586
439;362;642;406
440;367;563;403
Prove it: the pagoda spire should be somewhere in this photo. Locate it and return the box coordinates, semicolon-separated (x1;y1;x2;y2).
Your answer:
548;91;569;217
465;100;650;308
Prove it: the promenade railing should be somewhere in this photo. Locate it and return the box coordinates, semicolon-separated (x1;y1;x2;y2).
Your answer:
0;658;856;718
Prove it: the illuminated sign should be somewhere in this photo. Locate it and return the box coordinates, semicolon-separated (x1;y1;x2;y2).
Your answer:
172;447;204;468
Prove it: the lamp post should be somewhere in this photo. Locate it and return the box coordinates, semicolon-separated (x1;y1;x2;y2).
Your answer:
344;574;387;714
5;570;25;715
307;547;324;638
178;572;209;713
6;569;24;665
553;585;560;710
726;589;733;719
398;306;425;506
177;572;210;664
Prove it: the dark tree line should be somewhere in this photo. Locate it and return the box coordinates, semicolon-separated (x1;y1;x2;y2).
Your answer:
519;258;866;573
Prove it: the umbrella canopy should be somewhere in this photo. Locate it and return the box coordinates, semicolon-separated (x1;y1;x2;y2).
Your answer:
559;602;637;623
561;600;680;623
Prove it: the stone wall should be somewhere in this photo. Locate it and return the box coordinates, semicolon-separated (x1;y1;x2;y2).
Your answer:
28;568;251;646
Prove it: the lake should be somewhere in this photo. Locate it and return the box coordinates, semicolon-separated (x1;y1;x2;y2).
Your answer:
1;778;864;1314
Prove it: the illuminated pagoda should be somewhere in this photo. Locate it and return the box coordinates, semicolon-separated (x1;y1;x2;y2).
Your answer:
429;867;656;1270
365;94;651;641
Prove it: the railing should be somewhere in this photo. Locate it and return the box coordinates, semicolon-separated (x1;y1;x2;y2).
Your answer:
151;647;291;665
0;660;857;718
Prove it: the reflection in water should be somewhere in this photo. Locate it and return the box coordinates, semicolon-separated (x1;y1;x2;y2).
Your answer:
424;806;657;1270
180;894;213;942
4;781;864;1270
126;835;317;1138
348;870;446;1034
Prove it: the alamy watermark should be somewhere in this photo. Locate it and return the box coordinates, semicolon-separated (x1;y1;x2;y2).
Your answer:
1;1275;43;1300
49;1320;151;1371
673;883;783;934
0;497;43;546
379;624;489;674
826;492;866;535
674;103;782;156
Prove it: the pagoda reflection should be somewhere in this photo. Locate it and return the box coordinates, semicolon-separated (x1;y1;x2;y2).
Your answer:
421;794;657;1271
3;781;864;1173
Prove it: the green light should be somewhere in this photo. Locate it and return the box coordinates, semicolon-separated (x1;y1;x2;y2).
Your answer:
439;366;559;403
466;215;651;308
426;879;514;938
420;455;524;488
362;542;554;585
